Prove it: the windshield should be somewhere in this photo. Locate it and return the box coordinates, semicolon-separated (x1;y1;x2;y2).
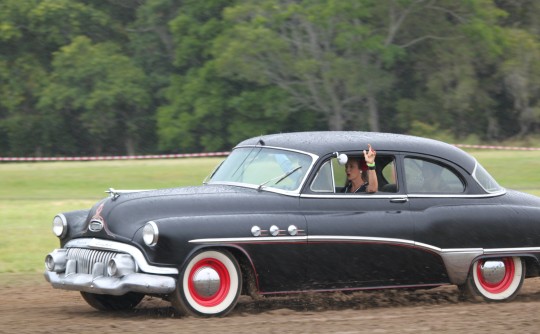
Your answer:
208;147;313;191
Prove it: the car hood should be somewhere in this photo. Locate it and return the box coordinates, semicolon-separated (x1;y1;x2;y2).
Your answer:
81;184;297;241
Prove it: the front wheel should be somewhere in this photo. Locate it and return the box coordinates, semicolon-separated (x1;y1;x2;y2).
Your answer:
459;256;525;302
171;249;242;317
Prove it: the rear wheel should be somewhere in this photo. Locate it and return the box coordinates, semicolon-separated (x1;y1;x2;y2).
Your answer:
171;249;242;317
459;257;524;302
80;291;144;311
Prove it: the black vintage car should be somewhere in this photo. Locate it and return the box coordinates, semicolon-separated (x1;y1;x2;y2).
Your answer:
45;132;540;316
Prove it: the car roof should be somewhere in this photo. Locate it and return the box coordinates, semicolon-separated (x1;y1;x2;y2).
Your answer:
236;131;477;173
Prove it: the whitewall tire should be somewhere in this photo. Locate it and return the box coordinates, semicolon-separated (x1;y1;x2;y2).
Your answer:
461;256;524;302
172;250;242;317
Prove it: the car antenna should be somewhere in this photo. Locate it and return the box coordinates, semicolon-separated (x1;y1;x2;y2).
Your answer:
258;138;265;146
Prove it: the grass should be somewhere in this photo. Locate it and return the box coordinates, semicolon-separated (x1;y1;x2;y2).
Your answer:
0;199;96;273
0;158;223;273
466;150;540;196
0;151;539;274
0;158;223;200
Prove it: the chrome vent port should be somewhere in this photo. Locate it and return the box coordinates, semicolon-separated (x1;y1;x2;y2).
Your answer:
66;247;120;277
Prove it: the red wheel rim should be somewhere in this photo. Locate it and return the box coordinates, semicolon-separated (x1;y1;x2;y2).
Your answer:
476;258;515;294
188;258;230;307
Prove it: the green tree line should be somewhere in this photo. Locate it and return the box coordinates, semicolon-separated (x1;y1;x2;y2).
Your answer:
1;0;539;156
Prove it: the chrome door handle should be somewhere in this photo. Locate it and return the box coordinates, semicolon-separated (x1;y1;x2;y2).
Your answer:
390;197;408;203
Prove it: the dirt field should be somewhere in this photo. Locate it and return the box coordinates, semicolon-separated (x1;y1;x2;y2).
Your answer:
2;273;540;334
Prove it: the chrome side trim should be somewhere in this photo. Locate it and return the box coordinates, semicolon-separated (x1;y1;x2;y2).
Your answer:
300;194;410;199
189;235;540;285
310;235;415;247
413;242;483;254
485;247;540;254
300;192;506;199
190;236;309;244
65;238;178;275
438;250;483;284
407;190;506;198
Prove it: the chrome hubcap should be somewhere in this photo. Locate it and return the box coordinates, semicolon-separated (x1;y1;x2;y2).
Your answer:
480;260;506;284
192;266;220;297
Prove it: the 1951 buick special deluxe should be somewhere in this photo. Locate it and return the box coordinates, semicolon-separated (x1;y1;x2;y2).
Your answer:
44;131;540;316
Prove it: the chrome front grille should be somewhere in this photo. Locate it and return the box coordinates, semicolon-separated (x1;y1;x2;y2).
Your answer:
66;247;120;277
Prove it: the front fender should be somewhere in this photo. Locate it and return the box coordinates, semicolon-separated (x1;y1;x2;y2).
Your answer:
58;209;91;247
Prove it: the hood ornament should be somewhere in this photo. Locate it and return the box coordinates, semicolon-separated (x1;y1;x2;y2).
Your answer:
105;188;154;200
106;188;120;200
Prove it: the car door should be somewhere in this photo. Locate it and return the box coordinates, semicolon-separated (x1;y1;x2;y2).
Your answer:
301;154;440;290
404;155;493;285
404;155;475;250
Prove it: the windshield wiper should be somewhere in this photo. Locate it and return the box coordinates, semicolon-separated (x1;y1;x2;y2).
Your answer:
257;166;302;191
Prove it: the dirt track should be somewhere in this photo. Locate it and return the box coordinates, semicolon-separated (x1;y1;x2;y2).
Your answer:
2;273;540;333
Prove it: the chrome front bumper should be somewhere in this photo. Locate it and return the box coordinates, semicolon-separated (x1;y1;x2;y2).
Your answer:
44;271;176;295
44;238;178;296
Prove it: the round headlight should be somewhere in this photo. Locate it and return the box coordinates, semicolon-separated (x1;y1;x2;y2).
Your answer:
143;221;159;246
52;214;67;238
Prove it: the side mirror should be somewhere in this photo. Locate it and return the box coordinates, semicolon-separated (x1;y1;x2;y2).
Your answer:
335;153;348;165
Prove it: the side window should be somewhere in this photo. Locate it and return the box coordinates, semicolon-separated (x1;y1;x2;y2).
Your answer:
404;158;464;194
332;157;347;191
310;155;398;194
473;163;503;193
311;160;334;192
379;158;398;193
309;157;349;193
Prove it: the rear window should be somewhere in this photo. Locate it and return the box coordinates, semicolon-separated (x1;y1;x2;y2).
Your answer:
404;158;465;194
473;162;503;193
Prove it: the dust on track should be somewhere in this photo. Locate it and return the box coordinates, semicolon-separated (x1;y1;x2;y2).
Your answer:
1;273;540;334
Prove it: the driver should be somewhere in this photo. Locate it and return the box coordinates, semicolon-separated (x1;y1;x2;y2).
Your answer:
342;144;378;193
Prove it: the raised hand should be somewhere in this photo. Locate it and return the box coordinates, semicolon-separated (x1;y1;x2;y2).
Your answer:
363;144;376;165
